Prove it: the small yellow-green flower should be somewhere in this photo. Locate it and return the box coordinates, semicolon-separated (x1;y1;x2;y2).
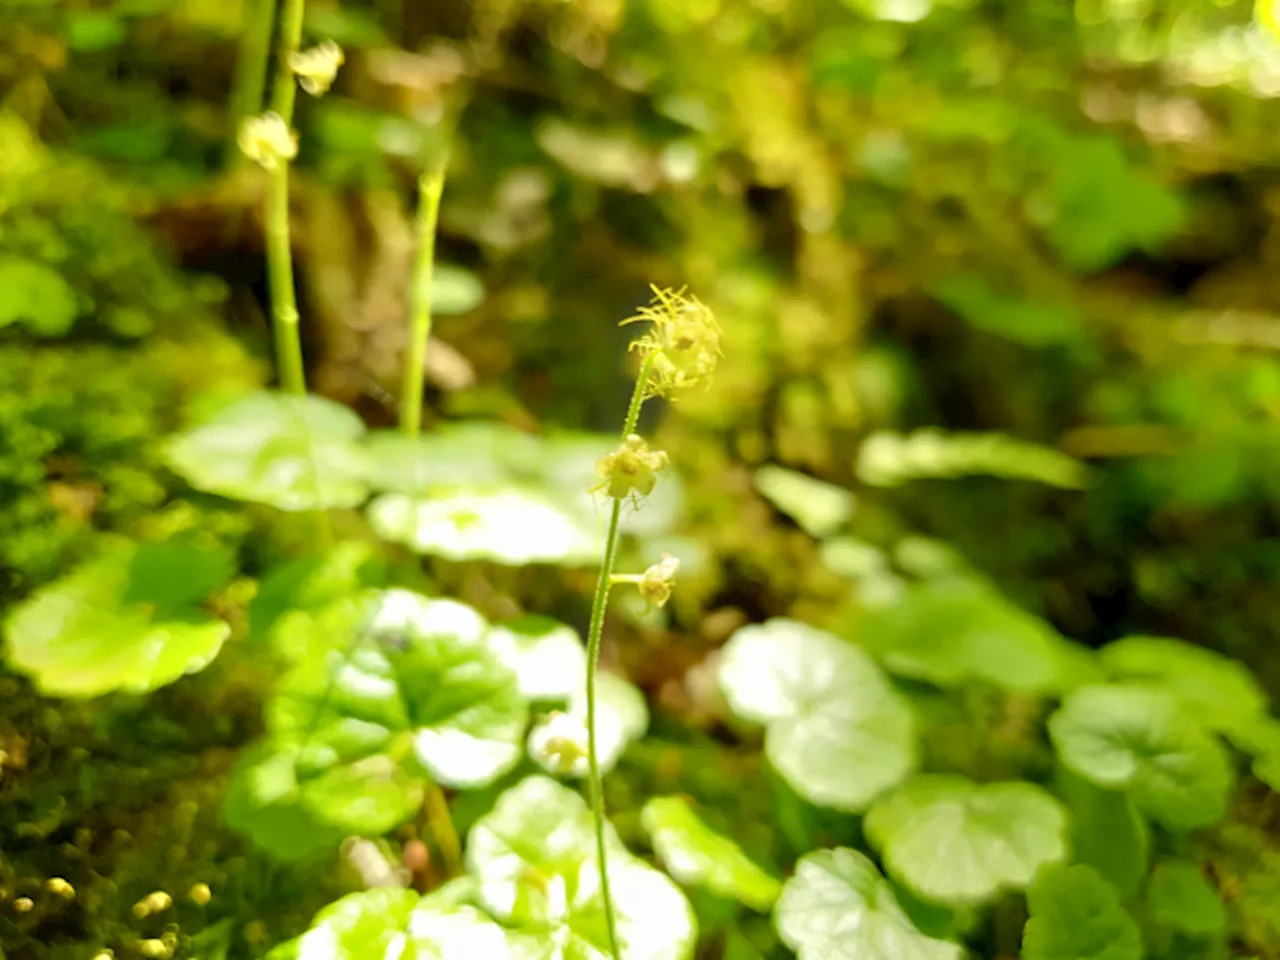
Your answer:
640;554;680;607
594;434;670;500
289;40;344;96
237;113;297;171
625;285;721;395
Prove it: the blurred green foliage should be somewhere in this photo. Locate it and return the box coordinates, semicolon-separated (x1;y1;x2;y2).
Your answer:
3;0;1280;957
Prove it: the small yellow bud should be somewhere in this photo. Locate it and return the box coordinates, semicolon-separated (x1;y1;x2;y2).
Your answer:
189;882;212;906
594;434;670;501
92;951;114;960
528;711;590;777
133;890;171;918
288;40;344;96
237;113;298;171
45;877;75;899
136;938;171;959
637;554;680;609
14;896;34;912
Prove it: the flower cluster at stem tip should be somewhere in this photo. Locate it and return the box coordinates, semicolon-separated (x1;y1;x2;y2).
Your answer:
625;285;722;396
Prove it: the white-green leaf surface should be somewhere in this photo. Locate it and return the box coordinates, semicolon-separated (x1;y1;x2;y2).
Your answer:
641;796;781;911
1021;863;1142;960
718;619;917;811
166;391;369;510
467;776;697;960
754;465;856;537
1048;684;1233;831
4;540;232;697
774;848;962;960
864;775;1068;906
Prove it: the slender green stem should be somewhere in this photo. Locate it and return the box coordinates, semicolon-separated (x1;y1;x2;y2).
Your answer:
227;0;276;165
266;162;306;396
270;0;307;123
423;781;463;878
585;352;657;960
401;165;447;438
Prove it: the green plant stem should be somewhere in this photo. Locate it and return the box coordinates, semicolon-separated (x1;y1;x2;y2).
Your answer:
401;165;447;438
227;0;276;165
266;161;306;397
270;0;307;123
584;351;657;960
424;781;463;877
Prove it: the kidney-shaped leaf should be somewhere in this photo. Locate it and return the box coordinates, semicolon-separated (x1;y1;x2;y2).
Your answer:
774;848;962;960
467;775;697;960
273;590;529;790
641;796;781;911
4;540;232;697
487;616;586;702
858;581;1100;695
1021;863;1142;960
267;885;514;960
1146;859;1226;937
865;775;1068;906
1100;635;1268;735
1048;684;1233;831
718;619;917;811
166;391;369;511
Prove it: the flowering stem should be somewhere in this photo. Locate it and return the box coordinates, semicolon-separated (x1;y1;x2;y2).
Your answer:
401;163;446;438
585;351;657;960
227;0;276;165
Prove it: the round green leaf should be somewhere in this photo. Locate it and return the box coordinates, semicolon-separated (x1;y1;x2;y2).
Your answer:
1100;636;1268;735
858;582;1101;694
1021;863;1142;960
864;775;1068;906
4;541;232;697
774;848;962;960
428;264;486;315
1146;860;1226;936
367;490;600;566
718;619;917;811
269;886;514;960
1048;685;1233;831
249;542;386;646
364;426;532;494
487;616;586;701
754;465;856;537
641;796;781;911
0;256;78;336
467;775;697;960
166;391;370;511
222;743;348;861
273;590;529;790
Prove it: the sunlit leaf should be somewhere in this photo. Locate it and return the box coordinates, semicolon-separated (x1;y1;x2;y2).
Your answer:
858;429;1086;489
774;848;962;960
0;256;78;336
4;540;232;697
754;465;856;537
367;489;600;565
858;581;1100;694
1021;863;1142;960
641;796;781;911
427;264;487;316
718;619;917;812
864;775;1068;906
487;615;586;701
166;391;369;511
1048;685;1233;831
1100;635;1268;735
222;743;349;861
467;775;698;959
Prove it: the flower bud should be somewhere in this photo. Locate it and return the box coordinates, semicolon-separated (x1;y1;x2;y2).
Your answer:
529;711;590;777
189;883;211;906
289;40;344;96
45;877;75;899
594;434;669;501
637;555;679;608
238;113;298;171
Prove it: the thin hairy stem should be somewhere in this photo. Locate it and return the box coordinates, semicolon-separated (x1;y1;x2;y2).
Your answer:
401;164;446;438
585;351;657;960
